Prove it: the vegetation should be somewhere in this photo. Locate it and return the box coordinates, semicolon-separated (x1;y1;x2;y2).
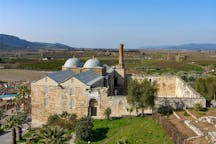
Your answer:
195;77;216;100
76;117;172;144
193;103;203;111
36;126;69;144
47;111;77;130
104;107;112;120
127;79;158;116
75;116;94;141
15;85;31;113
4;110;27;144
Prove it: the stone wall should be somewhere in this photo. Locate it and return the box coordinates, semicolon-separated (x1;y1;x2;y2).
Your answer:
131;75;176;97
31;76;90;127
130;75;206;109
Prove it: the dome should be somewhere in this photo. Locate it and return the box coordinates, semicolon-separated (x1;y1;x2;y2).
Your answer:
83;58;103;68
63;57;83;68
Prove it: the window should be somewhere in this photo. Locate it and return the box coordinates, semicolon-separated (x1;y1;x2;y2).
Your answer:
44;86;48;95
71;99;75;108
44;97;49;107
71;86;75;96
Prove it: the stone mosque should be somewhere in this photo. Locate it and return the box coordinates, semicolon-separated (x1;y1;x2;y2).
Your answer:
31;44;206;127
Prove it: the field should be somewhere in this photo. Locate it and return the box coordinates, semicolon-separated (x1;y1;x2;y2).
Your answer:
77;117;173;144
0;69;48;82
1;50;215;75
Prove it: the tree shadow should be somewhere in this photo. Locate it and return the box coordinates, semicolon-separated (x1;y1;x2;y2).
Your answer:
0;130;11;136
92;127;109;142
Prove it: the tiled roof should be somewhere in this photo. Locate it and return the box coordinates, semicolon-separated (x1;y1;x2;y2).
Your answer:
47;70;76;83
74;70;103;86
47;70;103;86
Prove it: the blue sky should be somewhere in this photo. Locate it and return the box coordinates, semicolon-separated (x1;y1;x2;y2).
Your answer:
0;0;216;48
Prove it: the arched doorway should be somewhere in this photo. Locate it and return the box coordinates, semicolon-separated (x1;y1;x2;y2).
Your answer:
118;101;123;114
88;99;98;116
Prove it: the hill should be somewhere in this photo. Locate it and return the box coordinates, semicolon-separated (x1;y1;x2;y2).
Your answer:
141;43;216;51
0;34;75;51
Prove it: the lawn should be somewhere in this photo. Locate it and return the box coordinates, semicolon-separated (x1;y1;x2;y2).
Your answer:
77;117;173;144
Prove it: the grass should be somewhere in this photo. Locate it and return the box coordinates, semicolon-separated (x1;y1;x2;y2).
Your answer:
77;117;173;144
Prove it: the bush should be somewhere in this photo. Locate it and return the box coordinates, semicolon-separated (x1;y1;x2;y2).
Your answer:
117;138;129;144
47;112;77;130
75;116;94;141
0;127;4;134
183;111;189;116
104;107;112;120
157;105;173;116
47;114;60;124
193;103;203;111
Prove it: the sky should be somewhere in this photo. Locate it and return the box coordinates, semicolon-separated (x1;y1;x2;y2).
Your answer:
0;0;216;48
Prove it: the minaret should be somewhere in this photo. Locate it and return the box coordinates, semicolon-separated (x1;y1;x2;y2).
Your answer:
115;44;126;95
118;44;125;68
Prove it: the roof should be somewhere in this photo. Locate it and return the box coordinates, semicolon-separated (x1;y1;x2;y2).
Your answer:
74;70;103;86
47;70;103;86
63;57;83;68
47;70;76;83
83;58;103;68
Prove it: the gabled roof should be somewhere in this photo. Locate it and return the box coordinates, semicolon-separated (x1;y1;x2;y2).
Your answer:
74;70;103;86
47;69;103;86
47;70;76;84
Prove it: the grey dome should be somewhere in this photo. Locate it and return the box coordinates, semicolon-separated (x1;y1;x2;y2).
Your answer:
63;57;83;68
83;58;103;68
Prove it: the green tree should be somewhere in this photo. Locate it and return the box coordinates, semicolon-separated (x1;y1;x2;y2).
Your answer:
195;77;216;101
127;79;157;116
126;107;133;118
75;116;94;141
104;107;112;120
37;126;68;144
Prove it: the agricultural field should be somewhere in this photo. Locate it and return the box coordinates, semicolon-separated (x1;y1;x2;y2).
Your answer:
1;50;215;75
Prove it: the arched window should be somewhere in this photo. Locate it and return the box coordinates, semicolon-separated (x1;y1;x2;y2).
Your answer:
88;99;97;116
71;87;75;96
71;99;75;108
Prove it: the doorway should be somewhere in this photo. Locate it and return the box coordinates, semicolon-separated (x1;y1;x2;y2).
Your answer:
88;99;98;116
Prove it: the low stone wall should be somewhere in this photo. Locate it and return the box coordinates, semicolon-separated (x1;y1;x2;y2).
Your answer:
154;113;187;144
156;97;206;109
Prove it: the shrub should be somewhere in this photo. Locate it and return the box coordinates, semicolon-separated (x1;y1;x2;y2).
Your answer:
183;111;189;116
0;127;4;134
37;126;69;144
116;138;129;144
193;103;203;111
157;105;173;116
104;107;112;120
47;114;60;124
47;112;77;130
75;116;94;141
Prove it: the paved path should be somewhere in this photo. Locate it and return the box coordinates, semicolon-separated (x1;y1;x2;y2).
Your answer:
0;130;12;144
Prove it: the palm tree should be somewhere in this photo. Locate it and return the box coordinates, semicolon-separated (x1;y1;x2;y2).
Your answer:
37;126;68;144
4;114;18;144
4;111;27;143
15;85;30;112
16;111;27;141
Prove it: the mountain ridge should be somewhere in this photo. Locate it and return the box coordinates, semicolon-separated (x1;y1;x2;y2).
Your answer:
0;34;75;51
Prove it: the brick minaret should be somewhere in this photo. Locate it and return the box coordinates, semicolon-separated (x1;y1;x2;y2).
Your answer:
118;44;124;68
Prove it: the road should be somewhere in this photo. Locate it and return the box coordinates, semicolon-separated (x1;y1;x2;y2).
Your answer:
0;130;12;144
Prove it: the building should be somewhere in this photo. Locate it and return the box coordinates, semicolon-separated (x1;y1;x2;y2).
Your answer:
31;44;206;128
